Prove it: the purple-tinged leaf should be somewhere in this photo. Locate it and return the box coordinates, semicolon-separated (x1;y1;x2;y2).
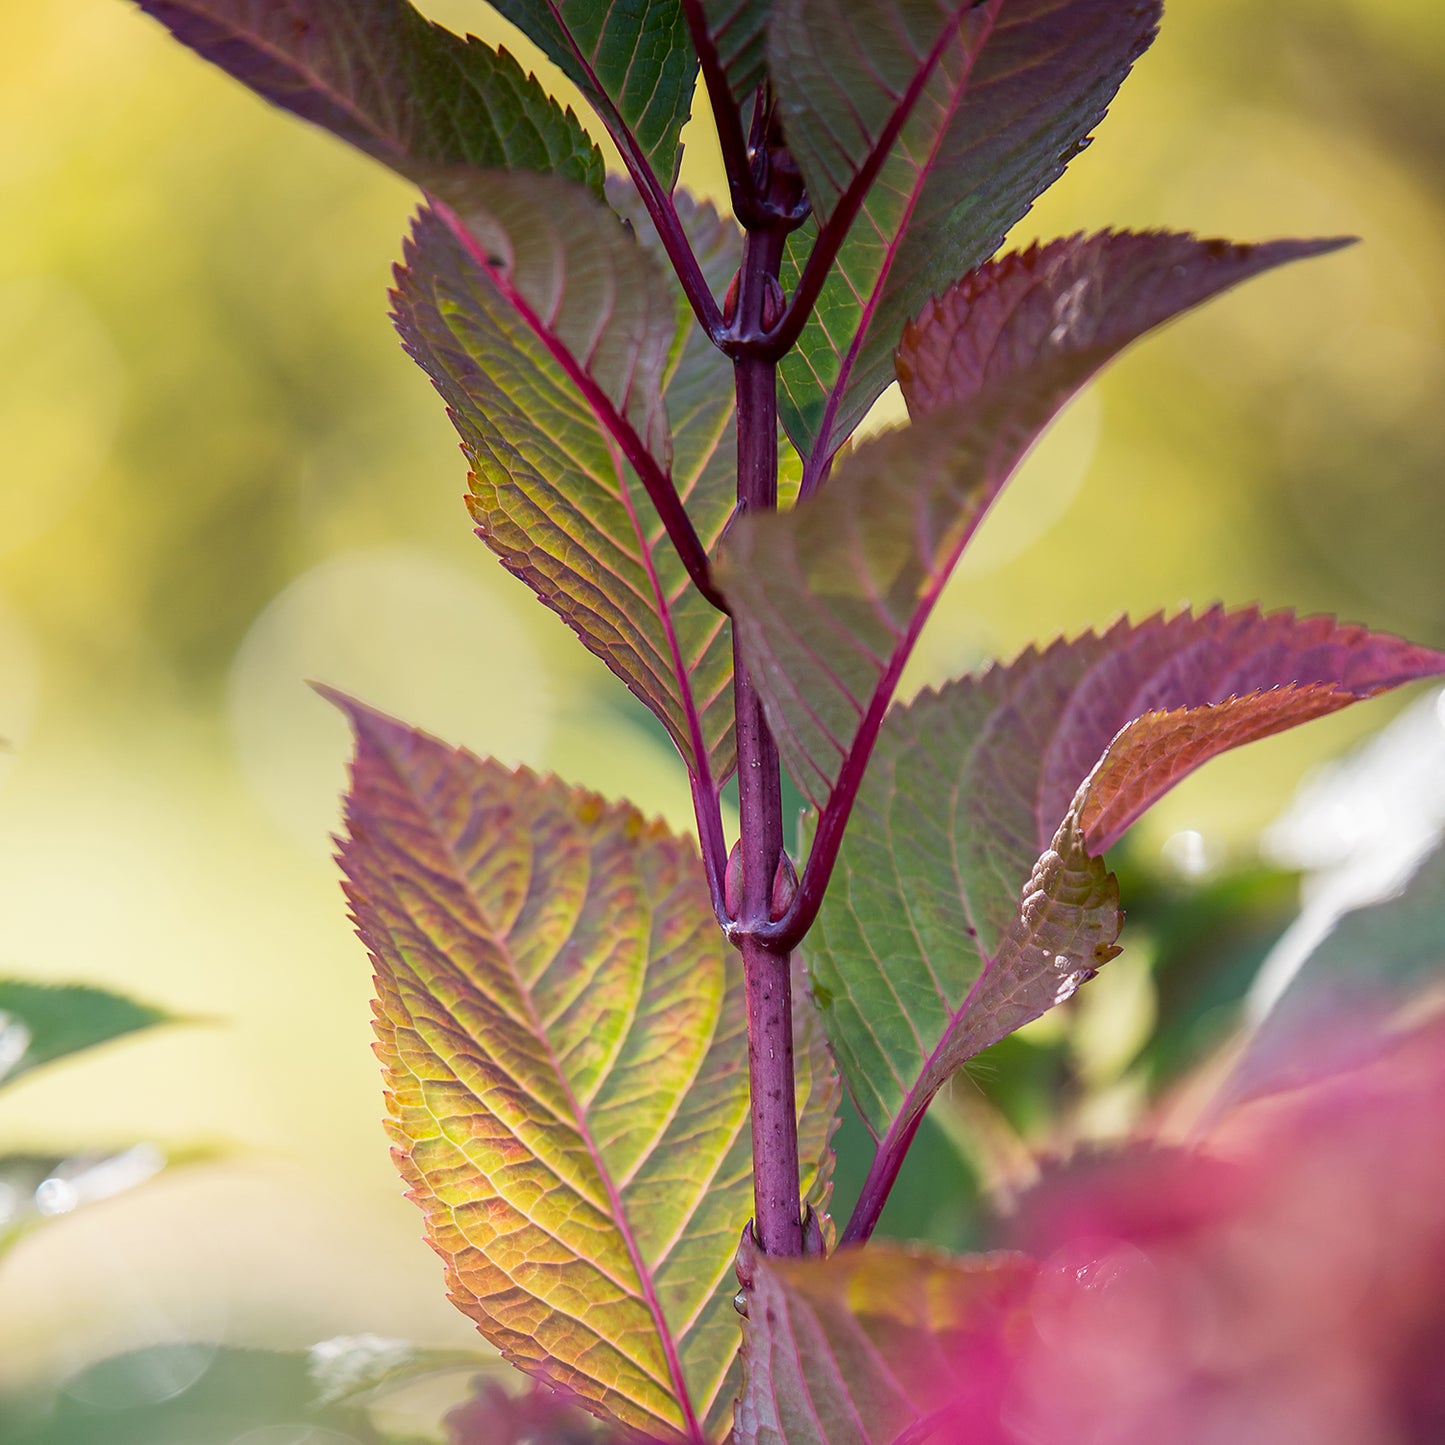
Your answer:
334;694;837;1442
491;0;698;187
609;179;743;559
448;1377;674;1444
736;1245;1034;1445
723;231;1347;809
132;0;604;192
801;609;1445;1239
771;0;1161;469
392;177;736;781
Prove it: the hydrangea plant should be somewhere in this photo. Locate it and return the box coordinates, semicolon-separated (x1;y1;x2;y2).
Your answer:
129;2;1445;1440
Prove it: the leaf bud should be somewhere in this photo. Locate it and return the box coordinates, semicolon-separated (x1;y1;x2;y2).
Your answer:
724;840;744;920
771;849;799;921
801;1203;827;1258
722;269;741;326
761;275;786;332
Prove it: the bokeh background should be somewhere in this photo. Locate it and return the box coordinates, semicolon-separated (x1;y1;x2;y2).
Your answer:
2;0;1443;1417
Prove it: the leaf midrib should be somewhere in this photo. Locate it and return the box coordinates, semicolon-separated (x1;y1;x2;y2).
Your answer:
373;734;703;1441
808;0;1002;469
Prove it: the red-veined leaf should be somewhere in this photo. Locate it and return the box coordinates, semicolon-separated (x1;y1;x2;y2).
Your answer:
801;609;1445;1236
694;0;771;103
490;0;698;187
770;0;1160;468
736;1245;1035;1445
391;175;737;781
333;694;837;1441
722;231;1346;808
132;0;604;192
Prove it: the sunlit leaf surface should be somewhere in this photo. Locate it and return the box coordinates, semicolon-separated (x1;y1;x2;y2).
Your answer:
736;1245;1034;1445
133;0;604;192
724;231;1343;806
392;176;737;780
805;608;1445;1148
771;0;1160;461
335;694;836;1441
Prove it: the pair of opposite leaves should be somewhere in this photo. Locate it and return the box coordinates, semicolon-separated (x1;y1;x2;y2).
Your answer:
332;230;1445;1436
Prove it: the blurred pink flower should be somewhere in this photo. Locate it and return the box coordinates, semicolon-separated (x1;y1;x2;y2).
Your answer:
986;1017;1445;1445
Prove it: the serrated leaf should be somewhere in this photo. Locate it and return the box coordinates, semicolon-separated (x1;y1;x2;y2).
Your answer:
334;694;837;1442
771;0;1160;462
806;608;1445;1151
391;176;737;781
1228;837;1445;1105
133;0;604;193
0;979;173;1089
736;1245;1034;1445
722;231;1344;807
490;0;698;187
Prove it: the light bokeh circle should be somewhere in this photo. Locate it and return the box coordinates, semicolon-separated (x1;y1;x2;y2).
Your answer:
227;547;551;851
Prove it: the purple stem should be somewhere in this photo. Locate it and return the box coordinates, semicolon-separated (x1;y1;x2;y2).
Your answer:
678;0;763;226
691;770;731;926
733;206;804;1259
752;551;957;953
839;1107;926;1247
431;200;728;614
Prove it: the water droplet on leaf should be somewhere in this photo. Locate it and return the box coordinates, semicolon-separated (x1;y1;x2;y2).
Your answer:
0;1011;31;1082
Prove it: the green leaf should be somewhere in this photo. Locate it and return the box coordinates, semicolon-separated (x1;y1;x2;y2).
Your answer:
0;979;173;1089
696;0;771;102
0;1345;372;1445
1228;837;1445;1105
0;1145;172;1254
392;175;736;781
490;0;698;186
333;694;837;1442
304;1334;491;1408
722;231;1344;806
736;1245;1034;1445
806;609;1445;1151
133;0;604;193
771;0;1161;461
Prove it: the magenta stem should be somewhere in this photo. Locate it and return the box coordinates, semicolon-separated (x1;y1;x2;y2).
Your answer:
839;1107;927;1247
731;162;804;1257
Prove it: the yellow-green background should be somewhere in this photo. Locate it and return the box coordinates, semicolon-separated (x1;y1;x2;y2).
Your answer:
2;0;1442;1391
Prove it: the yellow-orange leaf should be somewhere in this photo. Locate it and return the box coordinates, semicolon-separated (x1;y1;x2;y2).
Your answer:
332;693;837;1442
